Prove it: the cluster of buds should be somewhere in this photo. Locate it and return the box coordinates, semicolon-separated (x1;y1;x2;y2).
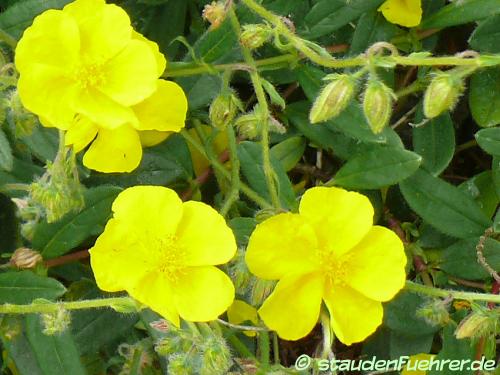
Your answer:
209;90;243;130
240;24;273;50
455;307;499;340
41;306;71;335
29;148;85;223
153;321;232;375
235;104;286;140
416;297;451;327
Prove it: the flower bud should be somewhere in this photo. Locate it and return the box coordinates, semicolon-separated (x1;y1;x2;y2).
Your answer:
416;298;450;326
228;249;253;294
235;112;260;140
455;311;495;339
201;335;232;375
309;74;357;124
209;92;241;130
41;306;71;335
8;90;37;137
423;71;464;119
240;24;272;50
10;247;42;269
362;78;395;134
202;1;226;29
250;279;276;306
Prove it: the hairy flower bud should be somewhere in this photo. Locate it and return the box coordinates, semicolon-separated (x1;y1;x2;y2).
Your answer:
41;306;71;335
251;279;276;306
8;90;37;137
235;112;260;140
202;1;226;29
240;24;272;49
423;71;464;119
10;247;42;269
309;74;357;124
209;92;241;130
455;310;496;340
416;298;450;326
201;335;232;375
363;78;395;134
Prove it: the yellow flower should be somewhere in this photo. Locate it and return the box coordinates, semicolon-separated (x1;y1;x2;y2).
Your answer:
401;353;436;375
89;186;237;325
378;0;422;27
15;0;188;173
227;300;259;337
245;186;407;345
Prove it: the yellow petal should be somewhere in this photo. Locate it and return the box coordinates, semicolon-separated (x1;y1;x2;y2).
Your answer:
83;125;142;173
173;266;235;322
129;272;180;326
17;65;78;129
132;80;188;132
89;218;151;292
139;130;171;147
324;285;383;346
176;201;236;266
227;300;259;337
132;30;167;75
344;226;407;302
63;0;132;61
65;116;98;152
299;186;374;257
111;185;183;239
99;40;158;106
15;9;79;73
258;272;324;341
75;87;137;129
246;213;320;280
379;0;422;27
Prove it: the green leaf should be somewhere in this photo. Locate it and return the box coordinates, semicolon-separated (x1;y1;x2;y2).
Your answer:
19;126;58;164
399;169;492;239
475;127;500;156
270;136;306;172
295;65;403;147
413;110;455;175
428;325;475;375
237;141;297;210
25;314;86;375
493;156;500;199
303;0;385;39
0;128;13;171
0;0;72;39
229;217;257;247
334;145;422;189
469;14;500;53
441;237;500;280
421;0;500;30
494;208;500;233
0;271;66;304
0;158;43;197
469;68;500;128
349;11;399;56
458;171;499;218
0;193;18;253
32;186;122;259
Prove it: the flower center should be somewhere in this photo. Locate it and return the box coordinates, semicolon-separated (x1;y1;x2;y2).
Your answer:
152;235;187;283
75;62;106;90
317;249;351;287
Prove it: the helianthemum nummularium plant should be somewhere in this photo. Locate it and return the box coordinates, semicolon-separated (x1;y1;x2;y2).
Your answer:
246;186;407;344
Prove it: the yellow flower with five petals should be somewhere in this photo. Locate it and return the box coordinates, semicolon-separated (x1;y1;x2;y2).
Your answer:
15;0;187;173
89;186;237;325
245;186;407;345
379;0;422;27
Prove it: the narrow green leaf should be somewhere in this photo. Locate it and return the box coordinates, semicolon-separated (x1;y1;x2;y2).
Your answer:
303;0;385;39
441;237;500;280
469;14;500;53
270;136;306;172
334;145;422;189
237;141;296;210
399;169;492;238
32;186;122;259
25;314;86;375
413;110;455;175
494;208;500;233
0;128;13;171
469;68;500;128
475;127;500;156
0;271;66;304
458;171;499;218
421;0;500;30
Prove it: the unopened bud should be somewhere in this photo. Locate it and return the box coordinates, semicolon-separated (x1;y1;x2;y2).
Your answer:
455;311;496;339
416;298;450;326
269;116;286;134
41;306;71;335
228;249;253;294
240;24;272;49
202;1;226;29
309;74;357;124
235;112;260;140
363;78;395;134
10;247;42;269
8;90;37;137
250;278;276;306
423;71;464;119
201;335;232;375
209;92;241;130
